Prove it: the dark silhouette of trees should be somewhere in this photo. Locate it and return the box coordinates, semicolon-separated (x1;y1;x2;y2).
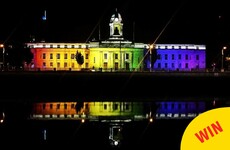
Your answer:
5;44;33;70
143;47;158;71
75;102;84;113
151;48;158;68
75;51;84;65
23;46;33;65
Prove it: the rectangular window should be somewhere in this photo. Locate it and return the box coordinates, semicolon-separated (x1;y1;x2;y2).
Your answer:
126;53;129;59
42;53;46;59
104;62;108;69
165;63;168;68
50;62;53;67
64;54;68;59
178;54;181;60
71;54;75;59
196;55;199;60
104;53;107;59
185;63;188;68
43;104;46;109
50;53;53;59
125;62;130;70
104;104;107;110
158;63;161;68
171;103;174;109
115;62;118;70
125;103;129;110
57;53;60;59
43;62;46;68
185;54;188;60
71;104;75;109
64;62;68;68
85;54;88;59
172;54;174;60
114;103;118;110
115;54;118;59
64;104;67;109
165;54;168;60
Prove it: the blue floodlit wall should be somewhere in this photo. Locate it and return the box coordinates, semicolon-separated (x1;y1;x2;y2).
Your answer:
145;44;206;71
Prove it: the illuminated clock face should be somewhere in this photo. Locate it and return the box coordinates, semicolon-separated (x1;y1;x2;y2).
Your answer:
115;18;118;22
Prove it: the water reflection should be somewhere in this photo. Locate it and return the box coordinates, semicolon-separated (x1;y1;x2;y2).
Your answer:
0;100;229;149
30;101;207;121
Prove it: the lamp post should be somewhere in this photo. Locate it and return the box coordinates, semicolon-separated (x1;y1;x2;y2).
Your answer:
0;44;4;70
149;44;153;72
221;46;227;72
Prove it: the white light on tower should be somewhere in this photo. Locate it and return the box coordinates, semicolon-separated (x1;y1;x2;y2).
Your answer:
42;10;47;21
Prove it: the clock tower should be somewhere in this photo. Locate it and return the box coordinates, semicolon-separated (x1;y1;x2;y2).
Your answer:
109;8;124;40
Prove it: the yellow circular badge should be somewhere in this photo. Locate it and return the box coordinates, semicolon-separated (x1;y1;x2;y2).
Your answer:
181;107;230;150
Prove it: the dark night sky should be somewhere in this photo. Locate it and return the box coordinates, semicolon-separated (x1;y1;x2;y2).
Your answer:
1;0;230;66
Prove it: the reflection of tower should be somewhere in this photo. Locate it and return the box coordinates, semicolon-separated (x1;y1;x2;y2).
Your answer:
109;124;123;147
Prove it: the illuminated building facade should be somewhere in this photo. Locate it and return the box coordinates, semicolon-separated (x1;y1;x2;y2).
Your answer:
30;101;206;120
150;44;206;71
26;10;206;72
31;102;148;121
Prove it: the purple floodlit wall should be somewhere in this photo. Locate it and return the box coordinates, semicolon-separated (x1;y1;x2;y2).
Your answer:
147;44;206;71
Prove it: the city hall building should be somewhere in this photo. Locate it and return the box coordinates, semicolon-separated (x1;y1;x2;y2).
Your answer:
26;10;206;72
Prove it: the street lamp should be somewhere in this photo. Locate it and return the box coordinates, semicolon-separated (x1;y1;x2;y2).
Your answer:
0;44;4;70
221;46;227;72
149;44;154;72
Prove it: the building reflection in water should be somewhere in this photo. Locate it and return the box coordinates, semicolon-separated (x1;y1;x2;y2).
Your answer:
0;100;228;148
30;101;206;121
29;101;207;147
